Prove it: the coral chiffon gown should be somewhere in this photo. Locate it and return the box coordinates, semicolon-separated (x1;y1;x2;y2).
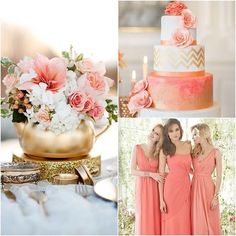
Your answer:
191;149;221;235
162;154;191;235
135;144;161;235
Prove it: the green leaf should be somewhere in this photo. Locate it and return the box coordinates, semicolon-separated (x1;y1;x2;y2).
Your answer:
105;99;112;104
1;57;13;68
75;53;83;62
7;64;16;74
62;51;70;59
12;109;27;123
1;108;12;118
67;64;76;72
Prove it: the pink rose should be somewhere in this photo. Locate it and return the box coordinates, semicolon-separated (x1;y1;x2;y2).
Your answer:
131;79;148;95
2;75;18;92
181;9;197;28
172;28;194;47
82;95;94;112
17;57;34;73
19;54;67;92
128;90;152;115
35;108;50;124
165;1;187;16
68;91;87;112
88;102;104;120
77;58;94;74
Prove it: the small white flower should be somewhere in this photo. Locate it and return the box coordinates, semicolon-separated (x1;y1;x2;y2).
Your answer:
19;69;37;84
28;82;54;107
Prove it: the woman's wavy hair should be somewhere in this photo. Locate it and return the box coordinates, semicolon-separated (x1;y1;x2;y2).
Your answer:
151;124;164;159
162;119;183;157
191;123;213;158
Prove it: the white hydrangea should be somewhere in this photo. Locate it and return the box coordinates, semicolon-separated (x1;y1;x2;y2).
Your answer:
64;70;78;96
48;100;81;135
28;83;54;108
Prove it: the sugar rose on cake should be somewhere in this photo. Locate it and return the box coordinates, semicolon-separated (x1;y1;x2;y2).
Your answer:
1;48;117;134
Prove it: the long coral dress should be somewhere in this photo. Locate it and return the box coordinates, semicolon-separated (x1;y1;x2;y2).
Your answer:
191;149;221;235
135;144;161;235
162;154;191;235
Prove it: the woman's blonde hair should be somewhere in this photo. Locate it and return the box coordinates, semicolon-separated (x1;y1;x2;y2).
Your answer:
152;124;164;159
191;123;213;158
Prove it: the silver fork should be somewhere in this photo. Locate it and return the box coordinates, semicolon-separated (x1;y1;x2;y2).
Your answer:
76;184;90;198
29;191;49;216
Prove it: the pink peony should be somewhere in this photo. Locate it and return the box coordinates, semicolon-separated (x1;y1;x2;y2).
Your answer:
2;75;18;92
35;108;50;124
128;90;152;115
86;72;106;92
77;59;106;75
172;28;194;47
19;54;67;92
77;58;95;74
68;90;88;112
165;1;187;16
88;102;104;120
181;9;197;28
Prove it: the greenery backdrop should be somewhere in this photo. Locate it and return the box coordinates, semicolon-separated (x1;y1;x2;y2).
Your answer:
118;118;235;235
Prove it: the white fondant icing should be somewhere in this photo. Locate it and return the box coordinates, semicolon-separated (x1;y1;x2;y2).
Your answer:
161;16;197;41
153;45;205;72
139;103;221;118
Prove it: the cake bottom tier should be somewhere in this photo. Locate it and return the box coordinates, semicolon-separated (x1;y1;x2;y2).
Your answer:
139;102;221;117
147;72;213;111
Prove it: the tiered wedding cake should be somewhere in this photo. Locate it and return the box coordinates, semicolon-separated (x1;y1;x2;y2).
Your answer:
138;2;220;117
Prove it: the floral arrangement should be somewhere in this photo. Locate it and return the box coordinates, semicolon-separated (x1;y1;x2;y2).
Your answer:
1;47;117;134
165;1;197;47
127;79;152;115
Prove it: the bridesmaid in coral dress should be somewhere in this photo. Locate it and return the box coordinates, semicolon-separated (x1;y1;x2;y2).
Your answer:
159;119;192;235
191;124;222;235
131;124;165;235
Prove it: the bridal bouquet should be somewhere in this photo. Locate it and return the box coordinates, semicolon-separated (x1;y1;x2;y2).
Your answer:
1;48;117;134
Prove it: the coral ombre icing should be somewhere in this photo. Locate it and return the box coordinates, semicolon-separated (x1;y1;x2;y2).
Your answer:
148;71;213;110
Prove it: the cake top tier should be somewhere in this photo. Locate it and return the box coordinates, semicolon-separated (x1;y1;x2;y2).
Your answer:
161;1;197;48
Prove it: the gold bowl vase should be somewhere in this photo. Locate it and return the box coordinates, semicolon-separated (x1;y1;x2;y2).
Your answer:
14;120;108;159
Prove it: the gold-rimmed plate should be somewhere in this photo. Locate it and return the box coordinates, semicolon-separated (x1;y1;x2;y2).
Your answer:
94;177;117;202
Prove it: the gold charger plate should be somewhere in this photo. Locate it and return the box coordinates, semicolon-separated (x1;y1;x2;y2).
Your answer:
94;177;117;202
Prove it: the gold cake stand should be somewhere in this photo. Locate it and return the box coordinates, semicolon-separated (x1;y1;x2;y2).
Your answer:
12;148;101;181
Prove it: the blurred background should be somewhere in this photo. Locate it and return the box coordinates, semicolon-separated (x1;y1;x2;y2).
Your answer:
119;118;236;235
1;0;118;140
119;1;235;117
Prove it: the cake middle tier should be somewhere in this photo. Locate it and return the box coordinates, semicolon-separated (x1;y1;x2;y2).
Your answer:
154;45;205;75
147;72;213;111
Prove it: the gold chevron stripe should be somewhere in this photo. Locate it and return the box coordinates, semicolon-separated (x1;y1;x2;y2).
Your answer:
154;47;205;69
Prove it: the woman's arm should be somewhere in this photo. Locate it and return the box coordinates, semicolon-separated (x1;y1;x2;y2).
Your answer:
158;149;167;213
130;146;165;183
130;146;151;177
211;149;222;209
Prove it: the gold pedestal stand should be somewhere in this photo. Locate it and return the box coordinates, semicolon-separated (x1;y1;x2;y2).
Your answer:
12;149;101;181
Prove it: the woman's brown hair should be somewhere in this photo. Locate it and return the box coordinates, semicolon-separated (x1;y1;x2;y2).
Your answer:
191;123;213;158
162;119;183;156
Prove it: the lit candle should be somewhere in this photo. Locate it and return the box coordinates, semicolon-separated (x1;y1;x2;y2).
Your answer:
143;56;148;80
131;70;136;89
